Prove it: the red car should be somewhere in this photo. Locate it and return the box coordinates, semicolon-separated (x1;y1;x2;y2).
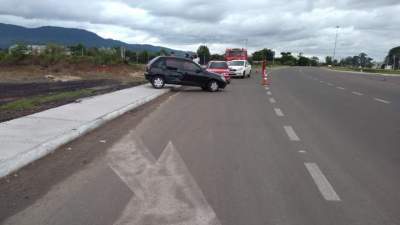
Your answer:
206;61;231;84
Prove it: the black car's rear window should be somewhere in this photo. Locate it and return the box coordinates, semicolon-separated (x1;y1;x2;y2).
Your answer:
209;62;228;69
166;58;182;69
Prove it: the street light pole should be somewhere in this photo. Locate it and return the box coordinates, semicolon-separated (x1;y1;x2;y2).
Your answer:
333;26;339;64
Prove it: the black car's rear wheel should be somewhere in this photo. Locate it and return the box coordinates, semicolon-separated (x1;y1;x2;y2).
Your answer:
207;80;219;92
151;76;165;89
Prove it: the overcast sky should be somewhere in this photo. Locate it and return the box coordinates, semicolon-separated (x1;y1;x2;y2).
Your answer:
0;0;399;61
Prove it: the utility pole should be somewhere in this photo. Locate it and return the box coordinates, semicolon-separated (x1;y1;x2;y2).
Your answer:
333;26;339;64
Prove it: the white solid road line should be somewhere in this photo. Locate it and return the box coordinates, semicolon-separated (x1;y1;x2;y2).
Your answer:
336;86;346;90
269;97;276;103
283;126;300;141
267;91;272;96
352;91;364;96
274;108;284;117
373;97;391;104
305;163;341;201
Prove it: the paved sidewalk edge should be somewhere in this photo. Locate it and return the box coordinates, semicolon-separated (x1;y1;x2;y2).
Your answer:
0;88;170;178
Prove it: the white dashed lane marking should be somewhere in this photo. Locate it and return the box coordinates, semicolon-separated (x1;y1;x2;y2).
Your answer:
274;108;284;117
373;98;391;104
351;91;364;96
305;163;341;201
269;97;276;104
283;126;300;141
267;91;272;96
336;86;345;90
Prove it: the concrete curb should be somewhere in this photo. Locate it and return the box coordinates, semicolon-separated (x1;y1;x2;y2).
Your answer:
0;86;171;178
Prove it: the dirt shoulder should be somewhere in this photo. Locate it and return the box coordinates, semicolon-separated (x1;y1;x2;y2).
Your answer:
0;63;147;122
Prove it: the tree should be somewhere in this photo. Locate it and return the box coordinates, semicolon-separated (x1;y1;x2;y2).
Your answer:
125;50;138;63
138;50;149;64
337;53;373;68
359;52;368;67
210;54;224;61
325;56;333;65
340;56;353;67
69;44;86;56
352;55;360;67
386;46;400;69
298;56;310;66
0;49;6;60
196;45;211;65
280;52;297;65
252;48;275;61
9;44;29;59
310;57;319;66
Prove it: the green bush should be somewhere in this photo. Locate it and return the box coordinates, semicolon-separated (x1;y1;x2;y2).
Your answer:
38;44;67;66
93;48;122;65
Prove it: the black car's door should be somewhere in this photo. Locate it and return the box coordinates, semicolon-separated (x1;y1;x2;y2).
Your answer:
164;58;185;84
181;61;208;86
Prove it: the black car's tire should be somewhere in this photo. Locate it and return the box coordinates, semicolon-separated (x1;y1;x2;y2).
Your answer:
151;76;165;89
207;80;219;92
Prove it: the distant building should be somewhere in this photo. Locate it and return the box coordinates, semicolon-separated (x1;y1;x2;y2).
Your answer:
29;45;47;55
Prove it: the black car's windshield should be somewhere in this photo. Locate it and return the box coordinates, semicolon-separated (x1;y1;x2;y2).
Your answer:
209;62;228;69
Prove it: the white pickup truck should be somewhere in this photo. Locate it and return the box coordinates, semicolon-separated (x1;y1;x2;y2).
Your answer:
228;60;252;78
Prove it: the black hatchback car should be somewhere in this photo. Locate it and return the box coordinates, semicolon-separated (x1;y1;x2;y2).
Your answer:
145;56;227;92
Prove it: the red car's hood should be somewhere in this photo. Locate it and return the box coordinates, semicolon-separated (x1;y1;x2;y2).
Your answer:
207;68;229;74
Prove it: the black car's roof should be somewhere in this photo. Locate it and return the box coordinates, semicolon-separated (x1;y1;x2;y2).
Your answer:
157;56;193;61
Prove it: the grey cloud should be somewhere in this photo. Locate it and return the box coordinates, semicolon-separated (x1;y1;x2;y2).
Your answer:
0;0;399;60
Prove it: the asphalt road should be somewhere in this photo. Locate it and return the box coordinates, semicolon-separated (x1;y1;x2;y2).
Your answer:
1;67;399;225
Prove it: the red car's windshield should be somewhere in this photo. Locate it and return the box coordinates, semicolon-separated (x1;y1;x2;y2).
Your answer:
208;62;228;69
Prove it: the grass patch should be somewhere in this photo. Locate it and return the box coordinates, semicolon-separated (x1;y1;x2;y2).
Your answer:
330;67;400;76
0;89;95;111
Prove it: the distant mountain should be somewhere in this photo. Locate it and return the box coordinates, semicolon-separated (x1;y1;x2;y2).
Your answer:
0;23;185;54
